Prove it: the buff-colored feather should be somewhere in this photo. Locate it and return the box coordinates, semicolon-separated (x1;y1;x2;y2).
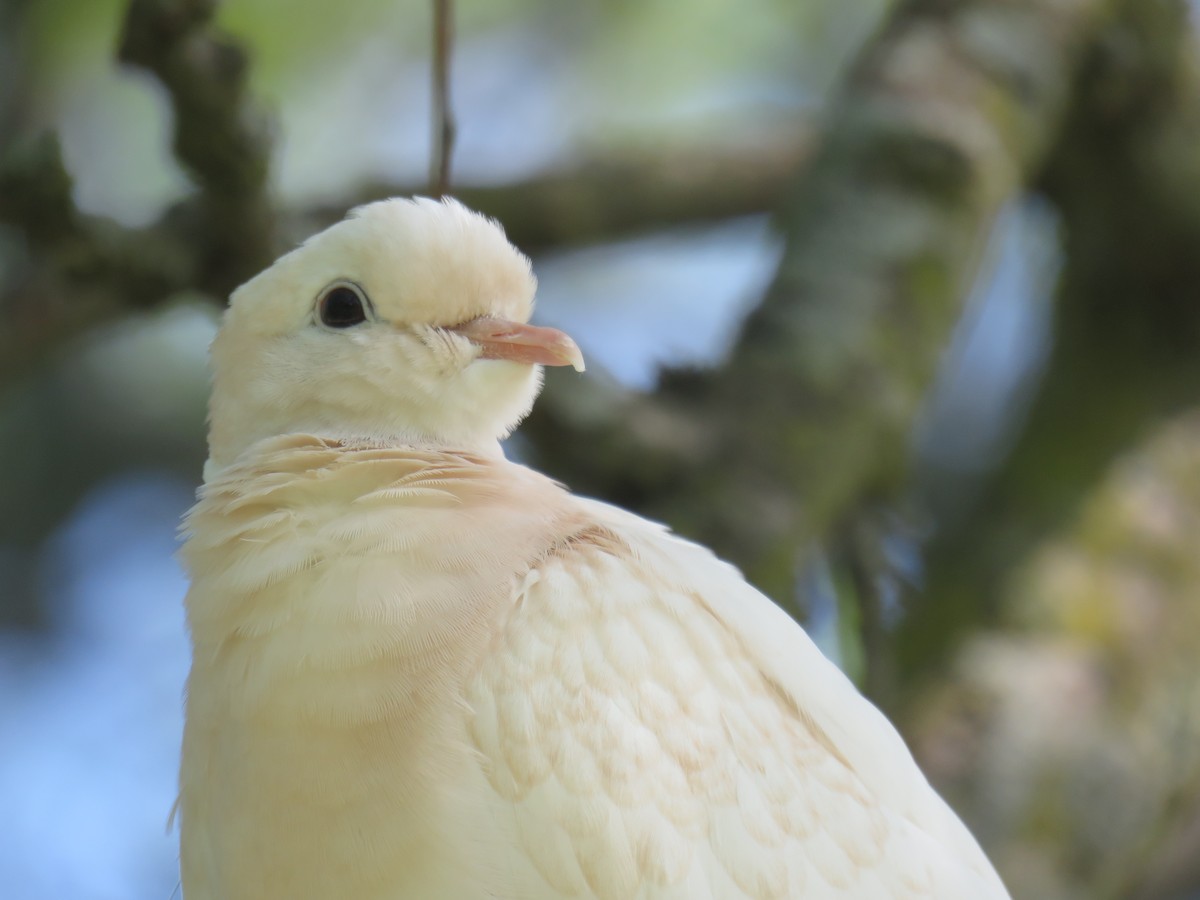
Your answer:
178;197;1010;899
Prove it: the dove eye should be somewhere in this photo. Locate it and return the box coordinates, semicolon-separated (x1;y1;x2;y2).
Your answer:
317;282;370;329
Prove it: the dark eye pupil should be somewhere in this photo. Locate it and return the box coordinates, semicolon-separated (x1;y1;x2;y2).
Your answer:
320;286;367;328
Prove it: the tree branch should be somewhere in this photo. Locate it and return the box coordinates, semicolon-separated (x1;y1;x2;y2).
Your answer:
901;0;1200;685
0;134;195;383
0;0;278;383
0;133;808;386
522;0;1112;616
311;131;811;254
118;0;276;295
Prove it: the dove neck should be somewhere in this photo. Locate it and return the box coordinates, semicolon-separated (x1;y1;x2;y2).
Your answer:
204;427;506;481
205;342;542;477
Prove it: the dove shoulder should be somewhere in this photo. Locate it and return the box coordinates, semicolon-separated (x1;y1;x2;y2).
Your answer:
466;492;1010;900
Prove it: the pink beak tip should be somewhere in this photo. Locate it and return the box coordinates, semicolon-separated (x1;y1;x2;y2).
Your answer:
451;316;587;373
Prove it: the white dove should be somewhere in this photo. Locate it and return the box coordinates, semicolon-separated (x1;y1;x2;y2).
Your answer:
179;197;1009;900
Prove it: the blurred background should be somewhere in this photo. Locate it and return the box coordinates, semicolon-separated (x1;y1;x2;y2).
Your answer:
3;0;1200;897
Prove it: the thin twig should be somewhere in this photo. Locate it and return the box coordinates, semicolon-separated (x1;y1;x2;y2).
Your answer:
430;0;456;197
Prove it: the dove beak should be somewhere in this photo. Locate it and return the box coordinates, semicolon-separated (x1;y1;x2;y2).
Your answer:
451;317;585;372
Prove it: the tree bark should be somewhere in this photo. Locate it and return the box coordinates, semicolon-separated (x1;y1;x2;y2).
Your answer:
901;0;1200;687
526;0;1113;618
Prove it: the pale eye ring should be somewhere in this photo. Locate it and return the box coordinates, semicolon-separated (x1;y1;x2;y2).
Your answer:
317;281;371;329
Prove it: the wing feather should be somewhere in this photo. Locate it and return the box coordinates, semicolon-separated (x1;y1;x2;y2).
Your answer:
466;498;1009;899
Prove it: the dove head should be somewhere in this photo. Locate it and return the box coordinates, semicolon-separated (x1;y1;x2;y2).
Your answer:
205;197;583;475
